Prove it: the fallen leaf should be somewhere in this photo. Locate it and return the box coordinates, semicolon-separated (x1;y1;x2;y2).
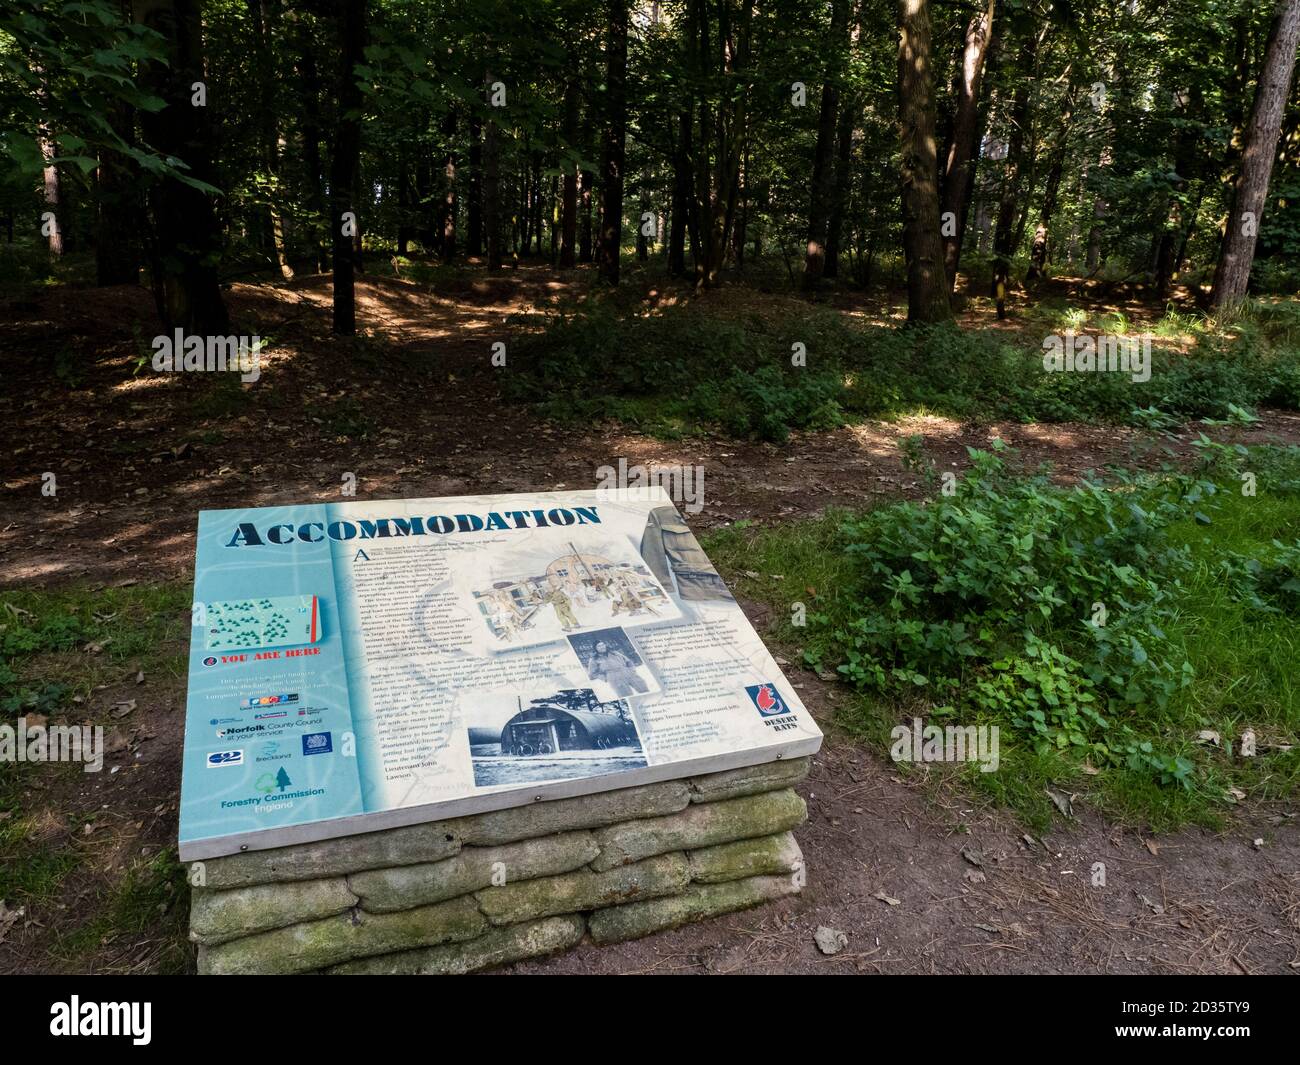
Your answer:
873;890;901;906
0;901;24;944
1137;892;1165;915
1046;788;1075;818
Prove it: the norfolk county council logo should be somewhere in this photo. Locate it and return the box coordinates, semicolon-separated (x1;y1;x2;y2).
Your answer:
745;683;790;718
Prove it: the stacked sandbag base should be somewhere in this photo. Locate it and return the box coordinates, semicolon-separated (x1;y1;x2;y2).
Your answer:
189;757;810;974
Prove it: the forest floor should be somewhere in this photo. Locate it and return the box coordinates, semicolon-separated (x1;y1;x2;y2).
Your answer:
1;262;1298;974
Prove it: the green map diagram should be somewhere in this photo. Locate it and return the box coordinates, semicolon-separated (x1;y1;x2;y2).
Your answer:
204;595;318;652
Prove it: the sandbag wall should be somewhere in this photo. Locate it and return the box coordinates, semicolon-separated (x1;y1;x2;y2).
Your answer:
189;756;810;974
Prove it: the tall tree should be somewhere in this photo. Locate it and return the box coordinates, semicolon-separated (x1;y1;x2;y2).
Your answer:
940;0;995;290
132;0;229;334
559;71;579;268
897;0;952;322
330;0;366;335
803;0;850;289
598;0;628;283
989;24;1040;319
1211;0;1300;311
467;112;483;256
95;96;139;285
439;109;458;263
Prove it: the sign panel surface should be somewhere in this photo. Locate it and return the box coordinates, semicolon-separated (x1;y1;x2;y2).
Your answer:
179;489;821;859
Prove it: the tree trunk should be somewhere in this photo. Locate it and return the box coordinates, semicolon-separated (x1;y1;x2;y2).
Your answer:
579;169;594;262
440;110;457;263
824;97;855;279
559;75;579;267
803;0;849;289
897;0;952;323
293;14;328;272
669;108;692;276
1211;0;1300;311
989;30;1038;319
483;75;503;271
36;70;63;259
329;0;366;334
940;0;994;290
132;0;229;334
598;0;628;284
467;113;483;257
1025;87;1075;283
96;98;139;285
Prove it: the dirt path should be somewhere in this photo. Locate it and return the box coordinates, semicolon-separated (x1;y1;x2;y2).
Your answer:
509;663;1300;975
1;268;1297;974
3;268;1297;588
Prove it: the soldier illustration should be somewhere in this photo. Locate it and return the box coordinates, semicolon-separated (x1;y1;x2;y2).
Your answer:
610;577;660;617
585;639;648;697
544;585;579;631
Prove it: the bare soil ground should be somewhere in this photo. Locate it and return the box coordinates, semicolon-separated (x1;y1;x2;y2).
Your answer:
1;265;1297;974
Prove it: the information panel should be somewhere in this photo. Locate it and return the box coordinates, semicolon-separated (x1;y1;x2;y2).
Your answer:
179;488;822;859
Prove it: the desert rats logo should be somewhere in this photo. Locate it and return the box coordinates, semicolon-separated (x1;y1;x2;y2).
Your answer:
745;683;790;718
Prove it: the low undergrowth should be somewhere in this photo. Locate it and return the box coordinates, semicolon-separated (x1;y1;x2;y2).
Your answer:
704;441;1300;830
502;295;1300;441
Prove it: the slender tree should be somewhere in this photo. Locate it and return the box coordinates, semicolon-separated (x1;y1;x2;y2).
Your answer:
330;0;366;335
598;0;628;283
559;72;579;267
897;0;952;322
803;0;849;289
940;0;995;290
132;0;229;333
1211;0;1300;311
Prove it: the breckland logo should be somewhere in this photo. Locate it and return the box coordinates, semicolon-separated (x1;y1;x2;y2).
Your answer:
50;996;151;1045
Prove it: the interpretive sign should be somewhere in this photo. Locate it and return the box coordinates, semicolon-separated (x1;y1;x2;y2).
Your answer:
178;488;822;859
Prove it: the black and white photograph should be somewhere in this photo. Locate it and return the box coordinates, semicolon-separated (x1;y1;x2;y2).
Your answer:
465;686;648;787
566;626;661;702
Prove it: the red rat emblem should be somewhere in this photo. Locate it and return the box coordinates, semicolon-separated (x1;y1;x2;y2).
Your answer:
747;682;790;717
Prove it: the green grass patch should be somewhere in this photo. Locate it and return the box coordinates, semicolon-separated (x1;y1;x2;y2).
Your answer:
0;583;189;717
49;850;191;974
703;441;1300;831
504;295;1300;441
0;766;81;903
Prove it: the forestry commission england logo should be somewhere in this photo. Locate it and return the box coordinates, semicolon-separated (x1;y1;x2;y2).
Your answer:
745;683;790;718
50;996;151;1045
